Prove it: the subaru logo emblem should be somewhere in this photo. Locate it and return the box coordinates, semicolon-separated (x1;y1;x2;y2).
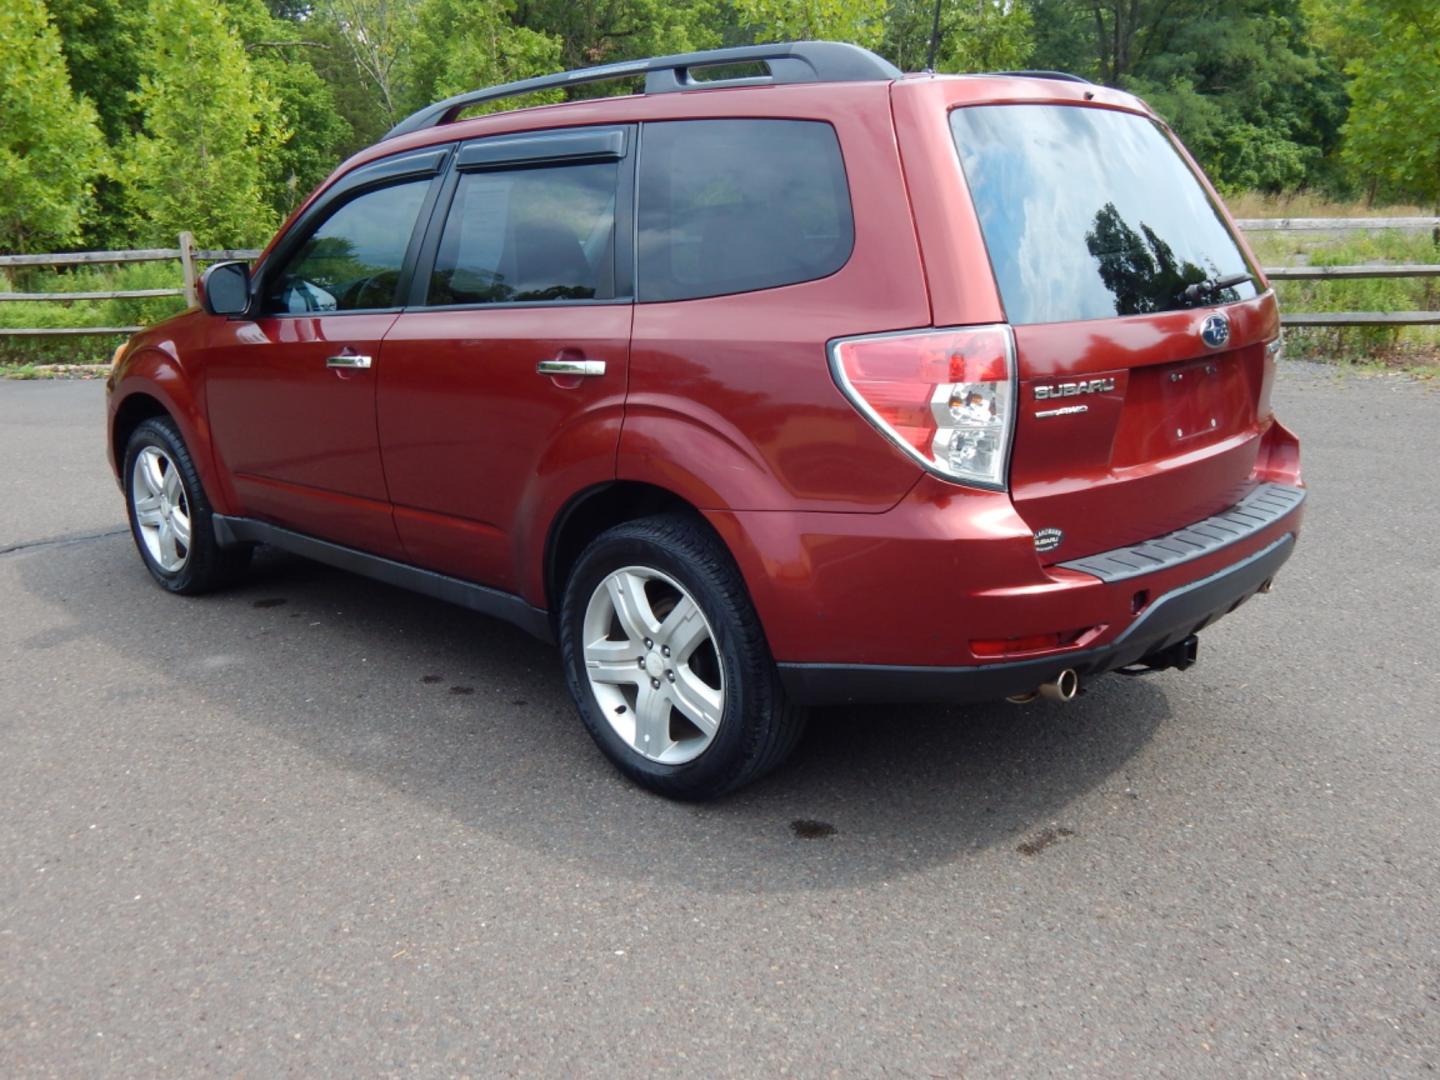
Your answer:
1200;313;1231;349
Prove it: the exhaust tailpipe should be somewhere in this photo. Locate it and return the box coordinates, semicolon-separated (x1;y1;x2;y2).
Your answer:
1008;668;1080;705
1040;668;1080;702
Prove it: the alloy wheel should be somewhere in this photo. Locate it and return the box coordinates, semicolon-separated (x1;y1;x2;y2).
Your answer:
581;565;725;765
130;445;192;573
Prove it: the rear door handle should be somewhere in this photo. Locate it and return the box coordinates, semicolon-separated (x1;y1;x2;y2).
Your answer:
536;358;605;377
326;353;373;369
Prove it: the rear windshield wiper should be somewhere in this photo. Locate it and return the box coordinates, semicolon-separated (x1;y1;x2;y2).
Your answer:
1180;271;1252;305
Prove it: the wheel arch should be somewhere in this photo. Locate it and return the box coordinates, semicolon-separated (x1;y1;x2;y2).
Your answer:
542;481;709;616
108;349;237;516
110;391;171;477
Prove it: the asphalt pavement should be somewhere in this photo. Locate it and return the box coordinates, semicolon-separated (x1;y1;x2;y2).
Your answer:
1;364;1436;1077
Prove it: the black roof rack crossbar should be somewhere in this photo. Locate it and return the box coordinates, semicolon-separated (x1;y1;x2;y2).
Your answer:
985;70;1092;84
383;41;901;141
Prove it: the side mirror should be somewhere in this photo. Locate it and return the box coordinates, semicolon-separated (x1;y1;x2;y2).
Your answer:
200;261;251;316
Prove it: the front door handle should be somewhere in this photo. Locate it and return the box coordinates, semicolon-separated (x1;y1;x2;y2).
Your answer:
536;358;605;377
326;353;373;369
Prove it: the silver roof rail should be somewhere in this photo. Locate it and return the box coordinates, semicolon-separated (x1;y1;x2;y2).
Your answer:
984;70;1092;84
383;41;902;141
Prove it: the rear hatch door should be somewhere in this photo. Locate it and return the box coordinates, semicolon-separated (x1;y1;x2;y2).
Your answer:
947;99;1279;561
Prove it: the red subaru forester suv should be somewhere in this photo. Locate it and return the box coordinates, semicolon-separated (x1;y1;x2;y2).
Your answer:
107;41;1305;799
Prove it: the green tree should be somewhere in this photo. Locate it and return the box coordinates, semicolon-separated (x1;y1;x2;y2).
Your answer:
1300;0;1381;71
43;0;148;246
303;12;395;152
314;0;418;129
1328;0;1440;207
1023;0;1093;74
0;0;107;251
121;0;282;247
252;45;353;213
880;0;936;71
44;0;146;143
882;0;1032;72
221;0;352;215
733;0;888;50
939;0;1032;71
1073;0;1206;87
1128;4;1344;192
400;0;561;115
1027;0;1345;193
515;0;720;72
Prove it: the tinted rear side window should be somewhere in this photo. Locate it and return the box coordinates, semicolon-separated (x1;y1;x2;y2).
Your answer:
637;119;853;302
950;105;1258;325
428;161;618;305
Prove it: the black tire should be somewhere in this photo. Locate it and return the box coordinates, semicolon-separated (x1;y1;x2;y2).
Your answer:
122;416;251;595
559;513;805;801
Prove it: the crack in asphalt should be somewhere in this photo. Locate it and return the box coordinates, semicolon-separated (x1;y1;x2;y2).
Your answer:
0;527;128;559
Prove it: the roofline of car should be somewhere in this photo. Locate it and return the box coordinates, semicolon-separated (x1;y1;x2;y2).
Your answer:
383;38;1105;144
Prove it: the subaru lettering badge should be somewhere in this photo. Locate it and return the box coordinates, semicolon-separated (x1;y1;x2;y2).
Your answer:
1200;313;1231;349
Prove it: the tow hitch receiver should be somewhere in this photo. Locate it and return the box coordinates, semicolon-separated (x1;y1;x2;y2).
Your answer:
1117;634;1200;677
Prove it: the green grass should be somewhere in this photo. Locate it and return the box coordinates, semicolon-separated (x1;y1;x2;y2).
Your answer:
0;261;189;366
0;362;112;380
1244;227;1440;366
1225;191;1434;220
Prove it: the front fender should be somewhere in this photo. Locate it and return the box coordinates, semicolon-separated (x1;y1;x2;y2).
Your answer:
108;339;238;516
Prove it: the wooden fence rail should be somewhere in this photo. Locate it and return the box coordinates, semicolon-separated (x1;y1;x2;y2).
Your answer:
0;218;1436;338
0;289;186;302
0;247;261;268
1235;216;1440;232
1280;311;1440;327
1245;218;1438;326
0;326;154;336
0;232;262;338
1263;264;1440;280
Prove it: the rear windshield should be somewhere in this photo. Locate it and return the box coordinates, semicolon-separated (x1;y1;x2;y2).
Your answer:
950;104;1258;325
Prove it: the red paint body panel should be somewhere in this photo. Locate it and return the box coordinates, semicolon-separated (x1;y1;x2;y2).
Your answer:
108;321;236;517
201;312;407;559
711;418;1303;667
623;289;930;514
377;305;631;595
1007;295;1282;560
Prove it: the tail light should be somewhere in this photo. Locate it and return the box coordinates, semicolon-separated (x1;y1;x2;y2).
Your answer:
828;325;1017;489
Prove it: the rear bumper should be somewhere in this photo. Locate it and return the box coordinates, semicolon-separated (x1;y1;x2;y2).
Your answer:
778;530;1296;706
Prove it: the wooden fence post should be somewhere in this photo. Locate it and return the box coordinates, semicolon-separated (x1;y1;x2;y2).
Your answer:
178;231;197;307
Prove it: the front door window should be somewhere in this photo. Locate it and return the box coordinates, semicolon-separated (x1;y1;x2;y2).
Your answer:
264;179;431;314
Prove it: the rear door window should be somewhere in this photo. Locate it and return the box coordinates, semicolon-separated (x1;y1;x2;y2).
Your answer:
950;104;1258;325
427;161;618;305
637;119;854;302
